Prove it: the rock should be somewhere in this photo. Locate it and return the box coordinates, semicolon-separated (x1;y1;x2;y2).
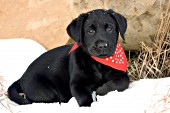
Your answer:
69;0;165;50
0;0;167;50
0;0;71;50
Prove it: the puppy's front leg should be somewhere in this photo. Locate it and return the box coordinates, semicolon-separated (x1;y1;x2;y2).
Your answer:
96;73;129;96
70;81;93;107
69;50;96;106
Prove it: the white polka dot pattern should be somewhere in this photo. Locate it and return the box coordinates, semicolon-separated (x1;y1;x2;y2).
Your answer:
105;43;125;64
91;43;128;72
69;42;128;72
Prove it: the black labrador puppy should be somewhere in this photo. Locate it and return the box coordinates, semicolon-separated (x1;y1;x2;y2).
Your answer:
8;9;130;107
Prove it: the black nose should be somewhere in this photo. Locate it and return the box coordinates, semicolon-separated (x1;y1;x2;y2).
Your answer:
96;41;108;50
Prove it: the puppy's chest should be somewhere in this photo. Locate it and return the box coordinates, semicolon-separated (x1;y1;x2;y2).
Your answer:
92;63;112;81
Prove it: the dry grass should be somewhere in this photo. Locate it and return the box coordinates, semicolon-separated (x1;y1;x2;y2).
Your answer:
128;0;170;81
146;86;170;113
0;76;13;113
0;76;5;98
159;88;170;113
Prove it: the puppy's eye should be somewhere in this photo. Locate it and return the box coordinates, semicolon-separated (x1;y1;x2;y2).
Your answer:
87;28;95;35
106;26;113;33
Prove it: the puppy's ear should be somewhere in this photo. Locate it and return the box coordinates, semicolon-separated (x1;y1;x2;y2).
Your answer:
106;9;127;41
66;14;88;45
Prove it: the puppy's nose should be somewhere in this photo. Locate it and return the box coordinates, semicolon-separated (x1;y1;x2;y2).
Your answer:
97;41;108;50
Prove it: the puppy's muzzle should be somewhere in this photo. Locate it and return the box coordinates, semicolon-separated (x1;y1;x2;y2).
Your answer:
92;40;111;57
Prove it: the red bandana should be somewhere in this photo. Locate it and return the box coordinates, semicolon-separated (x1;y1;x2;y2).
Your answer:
69;43;128;72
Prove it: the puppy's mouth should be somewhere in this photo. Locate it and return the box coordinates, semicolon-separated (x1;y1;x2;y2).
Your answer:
97;54;111;58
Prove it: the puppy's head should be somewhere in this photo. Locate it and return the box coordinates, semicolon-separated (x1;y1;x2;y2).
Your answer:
67;9;127;58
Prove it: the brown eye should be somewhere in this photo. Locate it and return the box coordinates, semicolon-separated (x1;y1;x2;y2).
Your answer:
106;26;113;33
88;28;95;35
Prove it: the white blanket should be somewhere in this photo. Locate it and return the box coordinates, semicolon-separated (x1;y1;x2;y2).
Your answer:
0;39;169;113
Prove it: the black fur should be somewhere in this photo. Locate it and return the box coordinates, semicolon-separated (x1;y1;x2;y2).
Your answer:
8;9;130;107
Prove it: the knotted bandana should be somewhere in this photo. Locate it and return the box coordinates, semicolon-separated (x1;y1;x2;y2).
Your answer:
69;43;128;72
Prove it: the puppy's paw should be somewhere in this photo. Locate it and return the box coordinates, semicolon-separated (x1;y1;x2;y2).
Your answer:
77;94;93;107
96;86;109;96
